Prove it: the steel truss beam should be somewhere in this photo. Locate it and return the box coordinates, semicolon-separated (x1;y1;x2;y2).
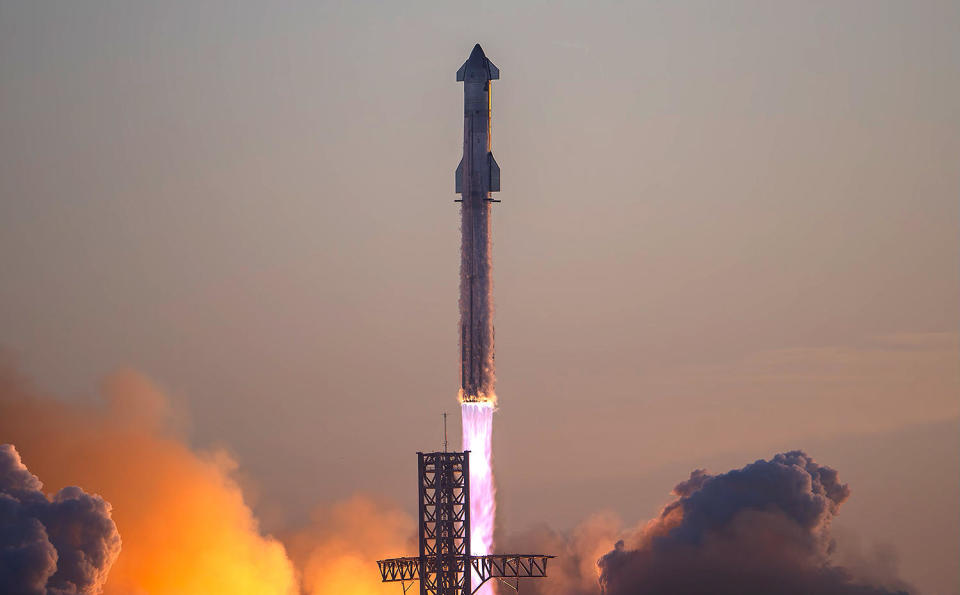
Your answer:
378;557;420;582
470;555;554;582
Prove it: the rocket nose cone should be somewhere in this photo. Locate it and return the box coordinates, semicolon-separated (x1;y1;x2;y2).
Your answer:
465;44;487;67
457;43;499;82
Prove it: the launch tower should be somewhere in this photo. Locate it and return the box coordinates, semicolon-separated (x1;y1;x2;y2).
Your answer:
377;451;554;595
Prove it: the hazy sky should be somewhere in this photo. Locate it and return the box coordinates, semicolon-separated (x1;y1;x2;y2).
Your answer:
1;2;957;594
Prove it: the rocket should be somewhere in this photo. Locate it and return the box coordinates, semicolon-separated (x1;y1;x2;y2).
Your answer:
456;44;500;404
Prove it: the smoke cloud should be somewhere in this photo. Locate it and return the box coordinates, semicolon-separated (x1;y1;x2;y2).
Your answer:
0;443;121;595
0;362;424;595
285;496;415;595
0;361;917;595
0;365;299;594
510;452;912;595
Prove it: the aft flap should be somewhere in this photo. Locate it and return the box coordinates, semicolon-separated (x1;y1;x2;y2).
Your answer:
488;153;500;192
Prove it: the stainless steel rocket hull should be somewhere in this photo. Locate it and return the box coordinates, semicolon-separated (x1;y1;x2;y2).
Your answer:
456;45;499;403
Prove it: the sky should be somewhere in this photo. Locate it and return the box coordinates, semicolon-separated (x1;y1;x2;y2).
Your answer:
0;1;957;594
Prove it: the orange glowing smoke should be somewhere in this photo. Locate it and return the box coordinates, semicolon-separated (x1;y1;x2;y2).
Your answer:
0;364;421;595
0;367;298;594
286;496;415;595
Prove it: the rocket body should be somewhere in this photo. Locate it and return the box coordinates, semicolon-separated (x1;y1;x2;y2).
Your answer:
456;44;500;404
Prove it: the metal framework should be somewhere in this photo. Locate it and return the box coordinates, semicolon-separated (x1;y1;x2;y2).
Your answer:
378;451;554;595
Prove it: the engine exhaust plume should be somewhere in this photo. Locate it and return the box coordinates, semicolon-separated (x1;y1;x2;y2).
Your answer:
461;401;496;559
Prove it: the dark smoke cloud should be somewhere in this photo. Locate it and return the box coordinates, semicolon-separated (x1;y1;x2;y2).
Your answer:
509;451;911;595
0;444;121;595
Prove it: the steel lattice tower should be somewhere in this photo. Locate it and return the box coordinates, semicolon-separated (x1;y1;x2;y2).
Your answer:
378;451;554;595
420;452;470;595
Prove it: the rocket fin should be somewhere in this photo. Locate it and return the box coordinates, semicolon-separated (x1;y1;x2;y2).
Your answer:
455;158;464;193
488;152;500;192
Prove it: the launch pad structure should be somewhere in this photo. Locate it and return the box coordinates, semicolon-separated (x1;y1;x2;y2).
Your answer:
377;451;554;595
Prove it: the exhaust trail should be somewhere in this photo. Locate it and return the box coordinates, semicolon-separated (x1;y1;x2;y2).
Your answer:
455;43;500;595
461;401;495;556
